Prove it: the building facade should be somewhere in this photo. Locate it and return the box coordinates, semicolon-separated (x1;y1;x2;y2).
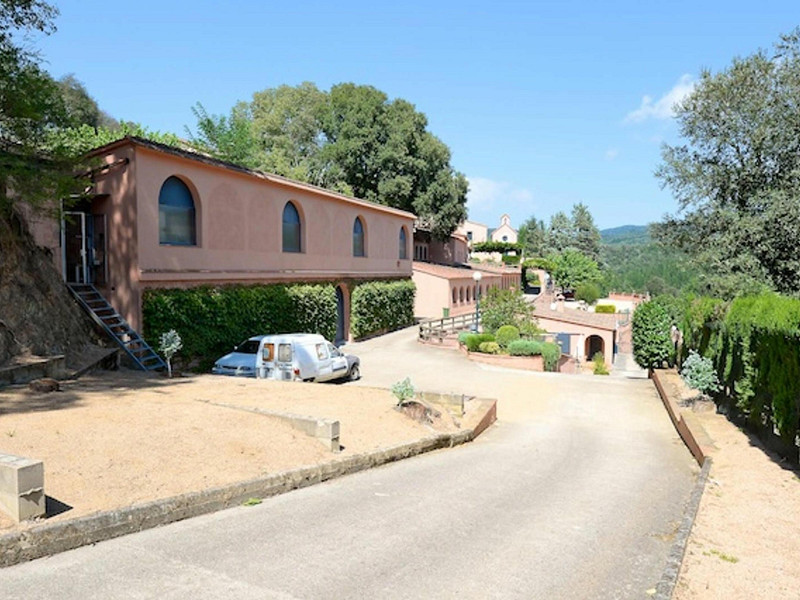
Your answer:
31;137;415;342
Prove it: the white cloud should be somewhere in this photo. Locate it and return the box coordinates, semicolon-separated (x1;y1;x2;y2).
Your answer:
466;177;534;222
604;148;619;161
625;74;696;123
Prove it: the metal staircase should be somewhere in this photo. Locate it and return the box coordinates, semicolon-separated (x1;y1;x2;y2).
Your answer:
68;283;166;371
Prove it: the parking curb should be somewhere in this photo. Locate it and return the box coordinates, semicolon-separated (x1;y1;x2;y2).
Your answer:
0;423;488;568
654;456;712;600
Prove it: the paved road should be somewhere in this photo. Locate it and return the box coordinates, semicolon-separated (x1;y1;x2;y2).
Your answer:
0;328;697;599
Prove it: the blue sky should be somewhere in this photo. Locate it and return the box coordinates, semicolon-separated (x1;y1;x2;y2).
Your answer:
33;1;800;229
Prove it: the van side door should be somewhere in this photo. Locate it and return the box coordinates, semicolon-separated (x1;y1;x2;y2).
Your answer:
314;342;333;381
328;343;348;379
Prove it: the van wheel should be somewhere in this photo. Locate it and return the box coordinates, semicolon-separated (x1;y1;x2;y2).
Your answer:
349;365;360;381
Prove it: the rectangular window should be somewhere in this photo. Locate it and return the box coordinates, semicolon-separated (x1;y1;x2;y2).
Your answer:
262;343;275;362
283;222;301;253
316;343;328;360
278;343;292;363
159;206;195;245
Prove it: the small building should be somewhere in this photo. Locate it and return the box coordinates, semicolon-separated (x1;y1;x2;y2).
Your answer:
30;137;415;343
412;262;520;319
490;214;518;244
455;219;489;246
533;299;618;366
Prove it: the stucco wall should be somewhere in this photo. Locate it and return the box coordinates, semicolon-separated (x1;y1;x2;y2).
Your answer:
535;316;615;364
133;147;413;285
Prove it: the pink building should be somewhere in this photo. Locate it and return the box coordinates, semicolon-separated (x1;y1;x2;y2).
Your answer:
412;262;521;319
31;137;415;343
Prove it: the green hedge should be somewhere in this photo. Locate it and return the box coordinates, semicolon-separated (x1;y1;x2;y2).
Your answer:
680;293;800;451
595;304;616;314
506;339;561;371
142;283;337;368
507;339;543;356
464;333;495;352
350;279;415;339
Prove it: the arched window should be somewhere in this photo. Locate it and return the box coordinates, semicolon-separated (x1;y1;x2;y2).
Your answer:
459;287;465;303
399;227;408;260
282;202;302;253
159;176;196;245
452;288;458;304
466;287;471;303
353;217;365;257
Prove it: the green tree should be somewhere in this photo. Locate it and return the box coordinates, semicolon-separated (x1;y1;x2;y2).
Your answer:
571;202;601;262
250;82;331;184
548;248;602;291
56;74;117;129
480;287;538;335
654;29;800;296
632;300;674;370
189;102;259;169
545;211;575;253
0;0;76;216
518;215;547;257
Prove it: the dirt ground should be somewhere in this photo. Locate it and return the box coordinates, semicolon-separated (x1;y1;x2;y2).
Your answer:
0;371;472;533
670;378;800;599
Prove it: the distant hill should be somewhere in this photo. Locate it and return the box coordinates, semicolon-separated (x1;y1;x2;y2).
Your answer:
600;225;650;245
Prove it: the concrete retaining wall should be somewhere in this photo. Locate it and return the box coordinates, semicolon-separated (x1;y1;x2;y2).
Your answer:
651;369;713;466
0;420;492;568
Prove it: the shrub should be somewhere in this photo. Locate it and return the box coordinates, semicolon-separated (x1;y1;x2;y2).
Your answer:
478;341;501;354
540;342;561;371
575;282;602;305
502;254;520;265
631;300;674;369
507;340;543;356
465;333;495;352
495;325;520;348
592;352;609;375
391;377;415;405
457;330;472;345
481;287;536;334
350;279;416;339
595;304;616;314
525;271;541;286
680;350;718;393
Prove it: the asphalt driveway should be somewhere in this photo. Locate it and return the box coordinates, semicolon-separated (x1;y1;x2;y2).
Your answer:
0;326;697;599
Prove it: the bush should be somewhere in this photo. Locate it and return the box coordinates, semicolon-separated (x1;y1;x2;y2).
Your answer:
478;341;501;354
350;279;416;339
391;377;415;405
495;325;520;348
481;287;536;334
631;300;674;369
507;339;543;356
680;350;718;393
457;331;472;345
465;333;495;352
142;283;337;369
592;352;609;375
575;282;602;305
540;342;561;372
502;254;520;265
595;304;616;314
472;240;521;253
525;271;541;286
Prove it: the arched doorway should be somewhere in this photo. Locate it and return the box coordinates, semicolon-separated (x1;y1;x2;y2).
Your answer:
585;335;604;362
335;286;346;345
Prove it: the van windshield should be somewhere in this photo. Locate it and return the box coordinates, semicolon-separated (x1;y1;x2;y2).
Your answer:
234;340;260;354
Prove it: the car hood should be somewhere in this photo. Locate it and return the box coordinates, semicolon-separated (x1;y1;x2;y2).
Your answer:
214;352;257;368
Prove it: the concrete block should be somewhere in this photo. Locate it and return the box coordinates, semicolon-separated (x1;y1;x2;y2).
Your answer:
0;453;45;522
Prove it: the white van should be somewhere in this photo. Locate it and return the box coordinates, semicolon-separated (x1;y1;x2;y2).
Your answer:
212;333;360;382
